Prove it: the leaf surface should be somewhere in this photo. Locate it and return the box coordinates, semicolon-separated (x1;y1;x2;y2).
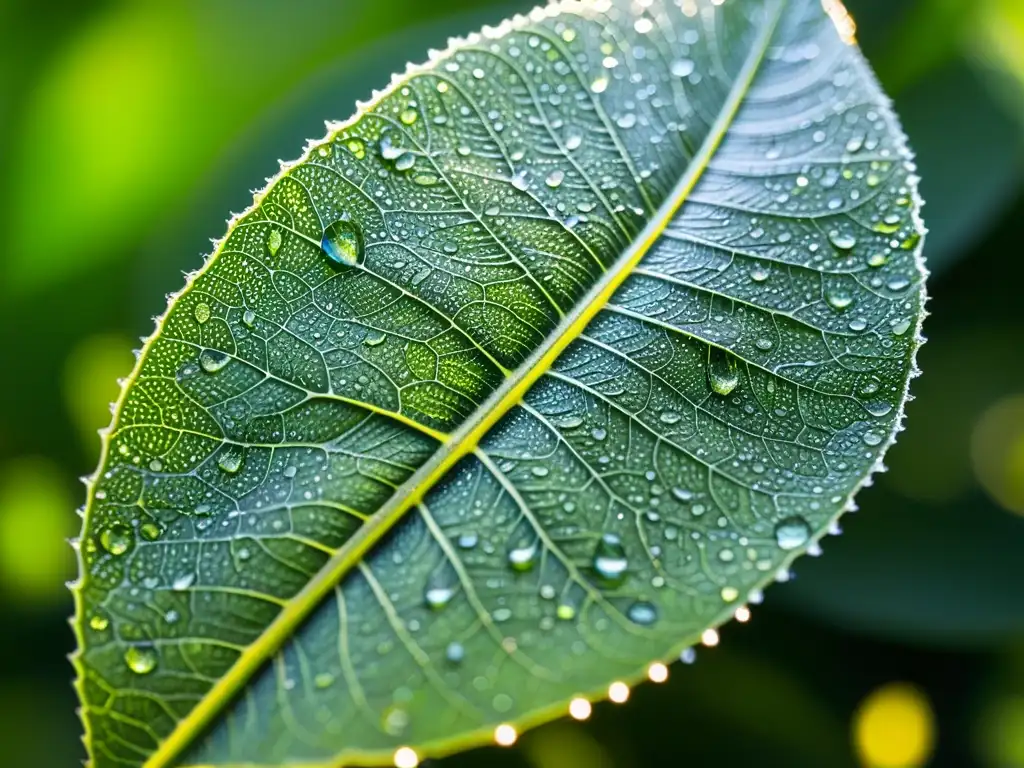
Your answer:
73;1;926;766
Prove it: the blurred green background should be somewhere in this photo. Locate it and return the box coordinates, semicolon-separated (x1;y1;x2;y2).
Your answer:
2;0;1023;765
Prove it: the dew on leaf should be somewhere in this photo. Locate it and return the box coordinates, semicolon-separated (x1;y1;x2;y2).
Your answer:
124;646;157;675
708;347;739;396
321;217;365;266
100;524;132;556
774;516;811;550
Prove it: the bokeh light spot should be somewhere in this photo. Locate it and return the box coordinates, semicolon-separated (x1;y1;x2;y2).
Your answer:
0;458;76;607
971;395;1024;516
853;682;935;768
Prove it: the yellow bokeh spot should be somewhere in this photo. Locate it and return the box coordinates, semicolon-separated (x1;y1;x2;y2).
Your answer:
853;683;935;768
971;395;1024;516
0;458;76;606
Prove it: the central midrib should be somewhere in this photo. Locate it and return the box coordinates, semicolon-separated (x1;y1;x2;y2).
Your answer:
150;6;782;766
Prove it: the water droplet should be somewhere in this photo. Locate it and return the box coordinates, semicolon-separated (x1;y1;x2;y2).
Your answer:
508;540;539;572
446;641;465;664
173;572;196;591
721;586;739;603
828;231;857;251
865;401;893;417
672;487;693;502
592;533;628;585
345;137;366;159
383;706;410;736
100;524;132;556
591;76;608;93
863;431;884;446
531;466;549;478
379;134;404;161
708;348;739;396
200;349;230;373
400;108;418;125
457;533;478;550
315;672;335;689
827;289;853;310
626;600;658;626
671;58;695;77
139;522;161;541
891;318;911;336
267;229;283;256
557;603;576;620
218;447;243;474
242;309;256;328
591;427;607;441
566;134;582;151
395;152;416;172
425;580;455;610
321;217;364;267
194;303;211;324
868;253;887;268
774;516;811;550
89;614;109;631
546;170;565;188
616;113;637;129
364;332;386;347
660;411;681;424
124;645;157;675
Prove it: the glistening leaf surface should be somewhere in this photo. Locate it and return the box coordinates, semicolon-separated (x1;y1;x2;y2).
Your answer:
72;1;926;766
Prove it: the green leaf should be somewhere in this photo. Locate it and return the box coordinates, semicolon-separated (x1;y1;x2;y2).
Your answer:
72;1;926;766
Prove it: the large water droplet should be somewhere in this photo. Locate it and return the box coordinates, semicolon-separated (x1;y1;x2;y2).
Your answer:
671;58;695;77
100;524;132;556
708;348;739;396
508;540;539;572
124;645;157;675
321;217;364;267
774;516;811;550
199;349;229;373
425;569;456;609
592;533;628;585
828;230;857;251
267;229;283;257
627;600;658;626
218;447;243;474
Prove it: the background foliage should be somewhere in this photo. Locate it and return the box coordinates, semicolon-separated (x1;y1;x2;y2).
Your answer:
1;0;1022;765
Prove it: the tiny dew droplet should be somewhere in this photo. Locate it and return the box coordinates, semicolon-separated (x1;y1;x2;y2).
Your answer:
314;672;335;689
557;603;576;620
139;522;161;541
400;107;419;125
708;348;739;396
321;217;365;267
124;645;157;675
200;349;230;373
267;228;283;257
242;309;256;328
194;302;211;324
89;614;109;631
446;641;465;664
774;516;811;550
546;170;565;188
591;76;608;93
100;524;132;555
